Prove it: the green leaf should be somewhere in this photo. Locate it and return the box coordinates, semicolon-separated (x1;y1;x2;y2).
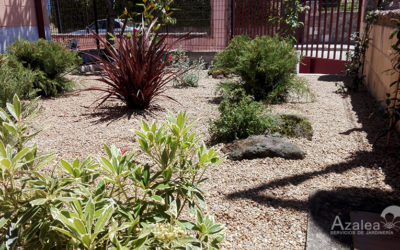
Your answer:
81;234;92;247
177;220;196;230
50;207;75;230
2;122;17;136
11;147;30;165
73;218;87;234
153;183;170;189
59;159;74;175
103;144;112;158
6;103;17;121
208;224;224;234
141;121;150;132
138;138;149;152
150;195;164;203
0;218;8;228
143;164;150;187
94;205;114;234
12;95;21;119
85;199;95;233
0;159;11;169
0;141;5;157
30;198;48;206
161;148;169;167
56;197;80;203
0;109;12;121
103;177;117;184
52;226;74;239
99;156;114;174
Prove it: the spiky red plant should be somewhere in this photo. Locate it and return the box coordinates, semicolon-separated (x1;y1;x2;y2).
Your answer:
86;21;186;109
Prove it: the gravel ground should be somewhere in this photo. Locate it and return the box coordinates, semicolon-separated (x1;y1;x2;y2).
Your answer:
32;72;400;249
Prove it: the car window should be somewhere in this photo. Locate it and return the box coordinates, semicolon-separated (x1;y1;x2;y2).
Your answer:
114;21;121;29
98;20;106;29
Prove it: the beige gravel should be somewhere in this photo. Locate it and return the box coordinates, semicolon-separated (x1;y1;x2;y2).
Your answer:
32;72;399;249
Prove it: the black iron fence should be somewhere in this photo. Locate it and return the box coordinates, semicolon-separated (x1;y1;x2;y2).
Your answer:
49;0;211;35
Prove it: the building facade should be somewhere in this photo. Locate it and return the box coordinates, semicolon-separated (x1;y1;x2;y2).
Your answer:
0;0;51;52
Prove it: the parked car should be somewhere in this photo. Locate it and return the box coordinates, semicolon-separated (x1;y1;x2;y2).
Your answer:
70;18;140;34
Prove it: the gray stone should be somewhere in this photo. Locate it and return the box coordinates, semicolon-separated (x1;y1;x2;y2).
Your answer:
226;135;306;160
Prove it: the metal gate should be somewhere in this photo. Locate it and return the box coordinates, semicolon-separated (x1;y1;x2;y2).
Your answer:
232;0;364;74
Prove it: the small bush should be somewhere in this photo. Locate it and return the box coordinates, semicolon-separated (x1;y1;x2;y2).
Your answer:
234;36;299;102
0;98;225;249
7;39;81;97
209;88;277;143
170;49;204;88
214;36;312;103
0;55;38;107
272;114;313;140
213;35;251;73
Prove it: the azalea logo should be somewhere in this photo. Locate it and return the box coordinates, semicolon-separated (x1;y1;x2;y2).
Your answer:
380;205;400;231
330;205;400;236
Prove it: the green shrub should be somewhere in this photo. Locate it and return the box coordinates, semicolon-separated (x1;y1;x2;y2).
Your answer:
0;98;225;249
0;55;38;107
214;36;312;103
213;35;251;73
211;82;314;142
209;88;277;143
272;114;313;140
234;36;299;102
7;39;81;97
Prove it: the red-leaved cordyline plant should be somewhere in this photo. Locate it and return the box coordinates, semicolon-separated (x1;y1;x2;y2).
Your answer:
85;19;188;109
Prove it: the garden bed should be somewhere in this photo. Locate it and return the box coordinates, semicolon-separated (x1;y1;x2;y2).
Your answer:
32;72;399;249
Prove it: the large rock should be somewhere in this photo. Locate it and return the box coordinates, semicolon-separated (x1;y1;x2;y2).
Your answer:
225;135;306;160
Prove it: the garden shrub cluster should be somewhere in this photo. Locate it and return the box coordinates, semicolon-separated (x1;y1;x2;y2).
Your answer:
213;35;313;103
209;81;313;143
209;88;277;143
0;39;81;107
7;39;81;97
0;96;225;249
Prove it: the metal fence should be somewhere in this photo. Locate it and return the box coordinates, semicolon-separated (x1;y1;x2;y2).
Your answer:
49;0;224;52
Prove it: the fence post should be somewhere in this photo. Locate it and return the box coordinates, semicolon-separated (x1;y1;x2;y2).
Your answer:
54;0;63;33
34;0;46;39
93;0;100;51
231;0;234;39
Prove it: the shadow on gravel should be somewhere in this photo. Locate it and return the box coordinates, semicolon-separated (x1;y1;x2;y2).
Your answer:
317;74;346;82
81;104;164;126
226;75;400;248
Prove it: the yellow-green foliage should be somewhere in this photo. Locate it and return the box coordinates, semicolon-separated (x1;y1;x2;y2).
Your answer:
0;102;225;249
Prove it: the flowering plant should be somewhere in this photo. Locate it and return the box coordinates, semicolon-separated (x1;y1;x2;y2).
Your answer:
170;48;205;88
